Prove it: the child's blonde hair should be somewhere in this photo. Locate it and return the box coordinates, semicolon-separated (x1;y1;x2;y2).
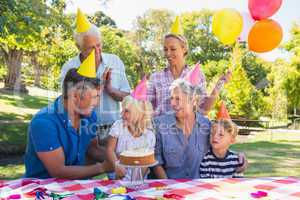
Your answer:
121;95;153;136
212;119;239;138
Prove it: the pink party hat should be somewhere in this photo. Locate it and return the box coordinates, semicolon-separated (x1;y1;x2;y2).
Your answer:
131;76;147;101
185;62;202;86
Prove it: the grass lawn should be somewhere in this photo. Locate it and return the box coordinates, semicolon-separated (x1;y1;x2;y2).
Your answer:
0;88;56;179
0;156;24;180
0;85;57;179
0;92;54;154
232;131;300;177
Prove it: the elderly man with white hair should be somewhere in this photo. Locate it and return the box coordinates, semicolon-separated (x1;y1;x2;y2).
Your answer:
60;9;130;161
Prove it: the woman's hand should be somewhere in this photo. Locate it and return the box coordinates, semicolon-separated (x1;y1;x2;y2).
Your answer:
213;69;232;93
218;69;232;85
153;165;168;179
236;152;248;173
222;69;232;84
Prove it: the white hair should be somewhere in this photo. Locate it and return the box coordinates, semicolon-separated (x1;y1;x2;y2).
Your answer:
170;78;205;112
169;79;194;97
73;24;102;49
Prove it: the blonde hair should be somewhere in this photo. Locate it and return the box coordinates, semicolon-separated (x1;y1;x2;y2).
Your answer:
121;96;153;137
212;119;239;138
164;34;189;56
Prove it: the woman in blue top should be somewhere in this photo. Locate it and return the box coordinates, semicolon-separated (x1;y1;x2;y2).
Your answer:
153;79;211;179
153;79;247;179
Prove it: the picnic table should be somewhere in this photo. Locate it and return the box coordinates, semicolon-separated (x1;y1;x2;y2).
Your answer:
1;177;300;199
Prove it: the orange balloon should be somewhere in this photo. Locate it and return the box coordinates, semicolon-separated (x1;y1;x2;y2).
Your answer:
248;19;283;53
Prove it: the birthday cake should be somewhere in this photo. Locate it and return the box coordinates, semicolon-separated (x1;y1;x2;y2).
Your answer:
119;148;156;166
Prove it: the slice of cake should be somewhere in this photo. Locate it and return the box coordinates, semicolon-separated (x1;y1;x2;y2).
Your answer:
119;148;156;166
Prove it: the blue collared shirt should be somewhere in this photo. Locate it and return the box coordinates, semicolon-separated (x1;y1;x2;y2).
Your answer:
153;112;211;179
24;96;97;179
60;53;131;125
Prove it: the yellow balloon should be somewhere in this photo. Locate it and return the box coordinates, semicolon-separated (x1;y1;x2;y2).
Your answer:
212;8;243;45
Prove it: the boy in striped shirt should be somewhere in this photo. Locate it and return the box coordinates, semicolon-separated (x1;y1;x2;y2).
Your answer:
199;119;244;178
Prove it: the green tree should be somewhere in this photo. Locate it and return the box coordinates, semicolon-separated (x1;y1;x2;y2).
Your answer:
133;9;174;76
29;1;73;88
39;30;77;90
224;63;266;119
88;11;116;28
284;22;300;114
182;10;231;64
265;59;289;120
241;51;270;89
0;0;68;92
101;26;139;86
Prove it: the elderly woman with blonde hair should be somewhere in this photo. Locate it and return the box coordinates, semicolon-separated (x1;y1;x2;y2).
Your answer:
106;95;155;180
153;79;210;179
153;79;247;179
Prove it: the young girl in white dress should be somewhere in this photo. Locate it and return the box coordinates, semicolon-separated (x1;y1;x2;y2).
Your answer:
106;95;155;180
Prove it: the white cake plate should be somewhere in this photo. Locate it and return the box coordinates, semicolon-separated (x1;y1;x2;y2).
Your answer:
116;160;158;189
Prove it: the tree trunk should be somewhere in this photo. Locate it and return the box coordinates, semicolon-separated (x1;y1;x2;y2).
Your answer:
31;52;41;87
3;49;28;93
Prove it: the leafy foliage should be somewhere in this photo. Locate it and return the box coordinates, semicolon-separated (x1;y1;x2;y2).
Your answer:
133;9;174;74
182;10;231;64
101;26;139;86
88;11;116;28
283;22;300;112
224;62;266;119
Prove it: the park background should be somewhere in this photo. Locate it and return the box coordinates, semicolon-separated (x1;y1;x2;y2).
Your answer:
0;0;299;179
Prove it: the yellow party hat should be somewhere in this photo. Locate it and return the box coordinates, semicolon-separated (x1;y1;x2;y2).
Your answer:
170;16;184;35
77;49;96;78
76;8;91;33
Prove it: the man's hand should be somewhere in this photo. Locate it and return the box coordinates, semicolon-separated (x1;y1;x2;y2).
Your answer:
37;147;107;179
101;67;112;90
100;67;129;101
115;164;126;179
86;138;106;163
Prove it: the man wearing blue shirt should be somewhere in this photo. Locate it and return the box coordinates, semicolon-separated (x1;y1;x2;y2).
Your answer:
24;67;110;179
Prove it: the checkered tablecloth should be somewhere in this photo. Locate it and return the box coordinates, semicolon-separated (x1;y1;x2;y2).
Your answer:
1;177;300;199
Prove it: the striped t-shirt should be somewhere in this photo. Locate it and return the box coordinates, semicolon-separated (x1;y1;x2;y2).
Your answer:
199;149;243;178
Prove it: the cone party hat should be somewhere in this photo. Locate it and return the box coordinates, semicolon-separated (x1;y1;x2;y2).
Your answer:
170;16;184;35
216;101;231;120
77;49;96;78
76;8;91;33
131;76;147;101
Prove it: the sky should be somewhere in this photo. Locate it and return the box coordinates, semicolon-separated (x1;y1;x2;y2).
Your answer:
66;0;300;61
